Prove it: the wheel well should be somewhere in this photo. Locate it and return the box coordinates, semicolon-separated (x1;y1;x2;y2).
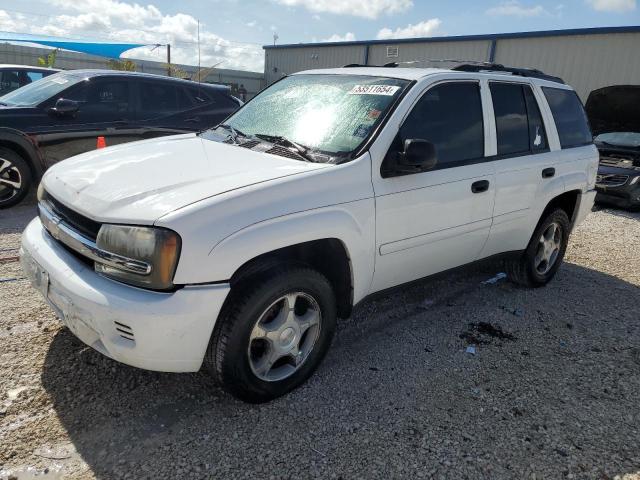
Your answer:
541;190;581;227
230;239;354;319
0;139;39;181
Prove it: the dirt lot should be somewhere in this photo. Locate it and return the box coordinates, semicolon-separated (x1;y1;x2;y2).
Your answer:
1;201;639;480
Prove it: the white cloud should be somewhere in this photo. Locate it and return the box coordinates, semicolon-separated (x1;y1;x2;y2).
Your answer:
323;32;356;42
246;21;257;27
273;0;413;19
486;1;548;16
586;0;636;11
0;1;264;72
376;18;441;40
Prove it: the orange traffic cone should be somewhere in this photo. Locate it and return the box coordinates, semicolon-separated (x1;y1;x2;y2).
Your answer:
96;136;106;149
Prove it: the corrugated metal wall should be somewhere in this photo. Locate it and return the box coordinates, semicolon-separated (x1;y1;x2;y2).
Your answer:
264;31;640;101
264;45;365;84
0;43;265;98
494;32;640;100
367;40;491;68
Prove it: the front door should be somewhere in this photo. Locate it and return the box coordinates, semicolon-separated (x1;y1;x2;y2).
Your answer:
371;80;495;293
36;77;137;167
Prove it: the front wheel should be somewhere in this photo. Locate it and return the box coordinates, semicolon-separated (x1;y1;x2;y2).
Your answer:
204;265;337;403
0;148;32;209
505;209;571;287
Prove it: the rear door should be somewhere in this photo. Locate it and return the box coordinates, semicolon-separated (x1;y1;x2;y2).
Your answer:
371;80;496;293
134;80;196;135
480;80;558;257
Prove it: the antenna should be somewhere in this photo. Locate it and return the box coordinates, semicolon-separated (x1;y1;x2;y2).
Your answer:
273;32;279;46
197;20;201;84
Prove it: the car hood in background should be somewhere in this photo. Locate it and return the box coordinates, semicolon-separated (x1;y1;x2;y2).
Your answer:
586;85;640;136
42;134;329;224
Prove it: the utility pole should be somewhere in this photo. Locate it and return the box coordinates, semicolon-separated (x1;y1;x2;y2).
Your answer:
167;44;171;77
197;20;201;83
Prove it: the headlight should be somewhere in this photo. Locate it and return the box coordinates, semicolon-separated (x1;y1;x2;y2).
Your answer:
95;225;181;290
630;176;640;186
37;182;45;202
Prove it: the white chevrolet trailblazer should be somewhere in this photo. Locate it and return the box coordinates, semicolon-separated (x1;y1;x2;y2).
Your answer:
21;64;598;402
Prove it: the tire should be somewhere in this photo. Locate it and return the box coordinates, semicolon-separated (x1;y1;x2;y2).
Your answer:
204;265;337;403
0;147;32;209
505;209;571;288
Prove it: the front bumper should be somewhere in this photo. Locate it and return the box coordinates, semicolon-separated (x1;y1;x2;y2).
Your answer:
595;184;640;209
20;218;230;372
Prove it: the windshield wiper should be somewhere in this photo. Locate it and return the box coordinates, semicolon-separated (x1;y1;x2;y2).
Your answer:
217;124;247;144
253;134;316;162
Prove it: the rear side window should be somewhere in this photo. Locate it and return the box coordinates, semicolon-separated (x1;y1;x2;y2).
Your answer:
27;71;45;82
400;82;484;169
490;83;529;156
490;83;548;157
139;82;180;116
542;87;592;149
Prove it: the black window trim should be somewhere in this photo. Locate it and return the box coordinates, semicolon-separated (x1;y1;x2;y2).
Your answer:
485;80;551;162
541;86;594;150
382;79;486;177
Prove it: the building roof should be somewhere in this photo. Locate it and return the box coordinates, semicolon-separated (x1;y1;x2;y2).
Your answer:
264;25;640;50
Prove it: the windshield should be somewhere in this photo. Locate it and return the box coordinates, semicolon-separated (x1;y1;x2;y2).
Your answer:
0;72;85;106
595;132;640;148
214;74;410;158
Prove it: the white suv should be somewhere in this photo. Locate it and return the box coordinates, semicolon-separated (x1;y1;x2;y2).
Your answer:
21;65;598;402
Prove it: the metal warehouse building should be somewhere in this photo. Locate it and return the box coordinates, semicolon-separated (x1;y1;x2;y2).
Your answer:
263;26;640;101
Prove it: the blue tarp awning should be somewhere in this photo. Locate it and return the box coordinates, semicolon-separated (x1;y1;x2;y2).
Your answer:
0;32;149;58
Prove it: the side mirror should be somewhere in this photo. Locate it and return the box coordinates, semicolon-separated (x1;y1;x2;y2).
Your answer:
397;139;437;173
49;98;79;116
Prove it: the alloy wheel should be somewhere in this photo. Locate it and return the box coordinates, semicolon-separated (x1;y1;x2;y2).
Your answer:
0;157;23;203
248;292;322;382
534;221;562;275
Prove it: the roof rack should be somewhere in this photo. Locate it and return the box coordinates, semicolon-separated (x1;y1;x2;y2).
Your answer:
452;63;565;84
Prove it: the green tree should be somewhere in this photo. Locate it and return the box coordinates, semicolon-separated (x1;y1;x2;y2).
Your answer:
106;59;137;71
37;49;58;68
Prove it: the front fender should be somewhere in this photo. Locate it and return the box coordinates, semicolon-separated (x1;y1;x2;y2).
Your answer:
0;127;44;178
176;199;376;304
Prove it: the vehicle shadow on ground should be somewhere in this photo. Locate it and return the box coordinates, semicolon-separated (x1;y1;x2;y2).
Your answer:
40;262;640;479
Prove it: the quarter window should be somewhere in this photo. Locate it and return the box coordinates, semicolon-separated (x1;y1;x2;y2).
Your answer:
399;82;484;169
542;87;592;149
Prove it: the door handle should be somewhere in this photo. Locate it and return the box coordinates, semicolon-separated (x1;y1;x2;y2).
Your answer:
471;180;490;193
542;167;556;178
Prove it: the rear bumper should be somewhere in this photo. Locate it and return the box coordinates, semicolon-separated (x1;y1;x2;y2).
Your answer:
574;189;597;227
20;218;230;372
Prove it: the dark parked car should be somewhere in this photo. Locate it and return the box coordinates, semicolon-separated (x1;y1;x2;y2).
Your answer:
586;85;640;210
0;70;242;208
0;64;60;96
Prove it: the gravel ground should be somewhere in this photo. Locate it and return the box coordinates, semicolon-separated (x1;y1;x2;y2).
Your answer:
1;201;639;480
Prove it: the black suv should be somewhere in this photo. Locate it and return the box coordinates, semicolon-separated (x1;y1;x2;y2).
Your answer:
0;70;242;208
586;85;640;210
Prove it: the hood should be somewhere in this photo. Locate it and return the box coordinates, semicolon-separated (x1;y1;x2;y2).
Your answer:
586;85;640;136
42;133;329;223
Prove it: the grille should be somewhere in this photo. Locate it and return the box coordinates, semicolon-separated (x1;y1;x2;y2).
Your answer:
599;155;637;169
42;191;101;241
238;140;260;149
265;145;305;160
596;174;629;187
114;321;135;341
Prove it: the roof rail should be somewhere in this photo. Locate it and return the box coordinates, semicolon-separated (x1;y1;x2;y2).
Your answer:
452;63;565;84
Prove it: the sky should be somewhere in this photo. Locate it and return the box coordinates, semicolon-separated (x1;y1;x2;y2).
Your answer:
0;0;638;72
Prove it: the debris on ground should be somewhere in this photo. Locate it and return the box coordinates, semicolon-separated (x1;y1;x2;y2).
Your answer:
460;321;517;345
482;272;507;285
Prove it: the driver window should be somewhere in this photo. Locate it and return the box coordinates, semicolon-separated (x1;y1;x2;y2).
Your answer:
393;82;484;171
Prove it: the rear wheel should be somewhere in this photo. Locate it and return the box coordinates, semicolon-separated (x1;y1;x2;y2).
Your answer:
204;265;337;403
505;209;571;287
0;148;32;209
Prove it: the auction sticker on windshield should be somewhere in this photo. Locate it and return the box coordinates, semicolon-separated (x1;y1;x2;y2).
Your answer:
349;85;400;96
